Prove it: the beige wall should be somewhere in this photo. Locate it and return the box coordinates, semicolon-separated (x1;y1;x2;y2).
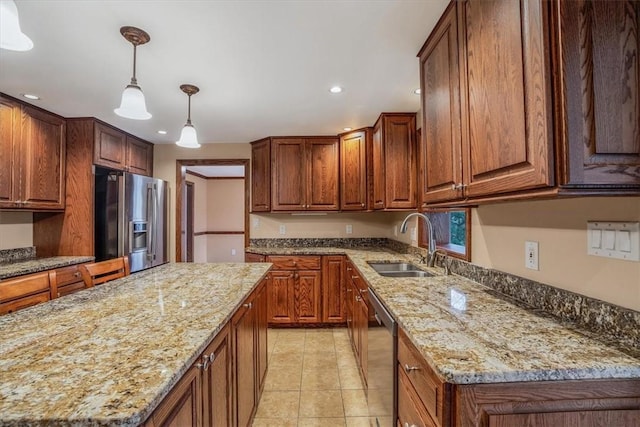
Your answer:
207;180;245;232
153;143;251;262
207;235;245;262
470;197;640;311
0;212;33;250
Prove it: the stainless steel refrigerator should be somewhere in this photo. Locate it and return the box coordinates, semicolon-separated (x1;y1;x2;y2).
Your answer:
94;166;168;273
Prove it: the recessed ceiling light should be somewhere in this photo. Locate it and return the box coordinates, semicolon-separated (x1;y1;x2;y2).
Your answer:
157;130;167;135
343;127;352;131
22;93;40;100
329;86;343;94
414;88;421;95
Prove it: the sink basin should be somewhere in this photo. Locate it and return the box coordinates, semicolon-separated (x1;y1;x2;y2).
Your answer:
368;262;422;272
378;270;434;278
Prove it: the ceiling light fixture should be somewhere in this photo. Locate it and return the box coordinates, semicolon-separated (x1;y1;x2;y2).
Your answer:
157;130;167;135
414;88;421;95
0;0;33;51
114;26;152;120
329;86;343;94
176;84;201;148
343;127;352;131
22;93;40;100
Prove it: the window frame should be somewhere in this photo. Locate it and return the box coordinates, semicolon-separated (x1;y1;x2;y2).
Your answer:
417;208;471;261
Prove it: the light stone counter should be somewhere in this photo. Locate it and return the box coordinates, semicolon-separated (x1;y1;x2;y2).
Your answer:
250;247;640;384
0;262;271;427
0;256;95;280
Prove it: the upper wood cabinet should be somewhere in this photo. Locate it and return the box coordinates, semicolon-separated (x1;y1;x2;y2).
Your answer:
554;0;640;192
340;129;371;211
94;121;154;176
0;94;66;210
250;138;271;212
271;137;339;211
372;113;417;210
418;0;554;204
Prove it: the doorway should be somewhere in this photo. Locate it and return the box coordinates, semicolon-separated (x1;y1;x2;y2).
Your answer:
185;181;194;262
176;159;250;262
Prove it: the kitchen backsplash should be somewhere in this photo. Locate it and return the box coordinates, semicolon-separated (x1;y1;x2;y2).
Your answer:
0;247;36;263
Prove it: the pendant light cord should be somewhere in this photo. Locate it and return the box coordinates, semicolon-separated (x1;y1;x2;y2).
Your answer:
186;95;192;126
131;44;138;86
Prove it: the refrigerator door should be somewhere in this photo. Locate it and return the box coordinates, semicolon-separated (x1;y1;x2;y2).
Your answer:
152;178;168;267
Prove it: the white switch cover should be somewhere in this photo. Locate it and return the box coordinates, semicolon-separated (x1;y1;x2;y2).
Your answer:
525;241;539;270
231;249;236;256
588;222;640;261
279;224;286;235
346;224;353;234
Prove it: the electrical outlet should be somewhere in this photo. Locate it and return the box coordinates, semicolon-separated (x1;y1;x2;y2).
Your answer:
279;224;286;235
346;224;353;234
525;241;539;270
410;227;417;241
252;217;260;229
231;249;236;256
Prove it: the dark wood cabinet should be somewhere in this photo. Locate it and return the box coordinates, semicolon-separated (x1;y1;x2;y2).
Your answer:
126;135;154;176
145;363;202;427
255;280;268;393
271;137;339;211
322;255;345;323
0;94;66;210
554;0;640;192
94;121;153;176
201;327;231;427
372;113;417;210
244;252;266;263
344;261;368;387
268;270;296;324
50;264;88;299
250;138;271;212
340;129;371;210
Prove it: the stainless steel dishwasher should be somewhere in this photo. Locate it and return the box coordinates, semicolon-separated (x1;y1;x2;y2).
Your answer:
367;287;397;426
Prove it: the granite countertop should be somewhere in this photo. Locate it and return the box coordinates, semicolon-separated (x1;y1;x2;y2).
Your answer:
0;262;271;426
0;256;95;280
249;246;640;384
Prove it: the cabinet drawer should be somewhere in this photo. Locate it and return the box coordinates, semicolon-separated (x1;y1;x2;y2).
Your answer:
398;329;445;424
55;264;85;287
398;367;438;427
0;271;50;303
0;291;50;315
57;281;86;298
266;256;321;270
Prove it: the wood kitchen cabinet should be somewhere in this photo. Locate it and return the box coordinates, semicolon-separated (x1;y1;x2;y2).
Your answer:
271;137;339;211
0;94;66;210
266;255;322;325
321;255;345;323
94;121;154;176
250;138;271;212
372;113;417;210
202;326;231;427
345;261;368;386
145;363;202;427
340;128;372;211
553;0;640;192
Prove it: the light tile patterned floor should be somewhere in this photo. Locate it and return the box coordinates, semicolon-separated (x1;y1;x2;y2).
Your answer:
252;328;384;427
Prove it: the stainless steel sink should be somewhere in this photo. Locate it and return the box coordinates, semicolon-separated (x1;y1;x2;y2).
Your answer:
367;262;436;278
378;270;434;278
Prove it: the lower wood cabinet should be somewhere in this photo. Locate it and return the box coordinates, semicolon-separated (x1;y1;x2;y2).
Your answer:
145;364;202;427
322;255;345;323
345;261;368;387
203;327;231;427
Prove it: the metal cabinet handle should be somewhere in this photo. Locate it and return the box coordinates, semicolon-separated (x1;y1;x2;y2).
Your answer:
355;296;362;302
346;267;352;271
74;272;81;278
361;203;365;207
404;364;421;372
351;275;359;279
451;183;466;190
404;423;417;427
243;302;253;309
195;354;211;371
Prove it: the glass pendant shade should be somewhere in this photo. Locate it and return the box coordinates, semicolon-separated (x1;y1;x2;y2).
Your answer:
176;123;200;148
0;0;33;51
114;84;152;120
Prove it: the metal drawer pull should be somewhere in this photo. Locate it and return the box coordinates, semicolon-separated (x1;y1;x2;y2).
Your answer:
74;272;81;278
404;364;421;372
243;302;252;309
404;423;417;427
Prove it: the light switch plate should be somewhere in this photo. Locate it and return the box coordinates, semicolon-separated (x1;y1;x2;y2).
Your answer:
587;221;640;261
346;224;353;234
279;224;286;235
525;241;539;270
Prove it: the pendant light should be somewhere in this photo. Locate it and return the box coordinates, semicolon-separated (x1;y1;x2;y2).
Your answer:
176;84;201;148
114;26;152;120
0;0;33;51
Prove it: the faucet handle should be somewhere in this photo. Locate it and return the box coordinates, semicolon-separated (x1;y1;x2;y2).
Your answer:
417;254;427;264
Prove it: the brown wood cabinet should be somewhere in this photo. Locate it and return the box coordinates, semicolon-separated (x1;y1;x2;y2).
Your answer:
372;113;417;210
345;261;368;387
554;0;640;192
266;255;321;325
244;252;266;263
50;264;89;299
322;255;345;323
94;121;154;176
145;363;202;427
271;137;339;211
126;134;154;177
0;94;66;210
250;138;271;212
202;326;231;427
340;128;372;211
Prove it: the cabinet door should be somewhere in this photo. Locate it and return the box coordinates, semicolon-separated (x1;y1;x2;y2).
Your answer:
94;122;126;170
0;96;19;207
233;302;255;427
340;130;368;210
419;3;464;204
250;138;271;212
295;270;322;323
306;138;339;211
488;410;640;427
322;256;345;323
557;0;640;189
356;295;368;384
20;106;66;209
460;0;553;197
146;364;202;427
201;328;231;427
126;135;153;176
267;271;295;324
345;265;356;343
255;280;268;392
383;114;417;209
372;119;385;209
271;138;305;211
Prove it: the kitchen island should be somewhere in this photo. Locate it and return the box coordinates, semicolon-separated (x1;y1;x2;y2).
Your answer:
0;262;271;426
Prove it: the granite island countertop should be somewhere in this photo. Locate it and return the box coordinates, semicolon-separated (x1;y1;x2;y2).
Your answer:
0;262;271;426
249;246;640;384
0;256;95;280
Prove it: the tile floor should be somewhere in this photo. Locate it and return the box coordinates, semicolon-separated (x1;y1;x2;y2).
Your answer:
252;328;388;427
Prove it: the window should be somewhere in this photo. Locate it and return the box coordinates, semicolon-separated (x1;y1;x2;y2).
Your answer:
418;208;471;261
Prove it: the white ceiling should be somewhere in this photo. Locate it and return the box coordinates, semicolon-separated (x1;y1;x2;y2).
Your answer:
186;165;245;178
0;0;448;144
